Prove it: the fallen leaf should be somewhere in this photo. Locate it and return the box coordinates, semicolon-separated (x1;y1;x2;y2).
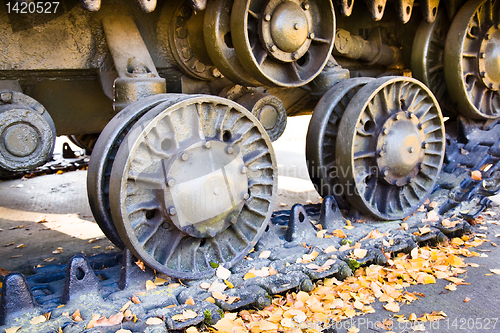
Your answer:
146;317;164;325
183;310;197;319
186;327;199;333
15;244;25;249
331;229;346;238
216;266;231;280
95;313;124;327
52;247;63;254
153;277;168;286
30;315;47;325
4;242;14;247
119;301;132;313
86;314;101;328
259;250;271;259
145;280;157;291
244;272;256;280
471;170;482;181
135;260;145;271
384;302;400;313
4;326;21;333
71;309;83;321
200;282;211;289
115;329;132;333
353;248;367;259
185;298;195;305
131;295;141;304
490;269;500;274
464;297;471;303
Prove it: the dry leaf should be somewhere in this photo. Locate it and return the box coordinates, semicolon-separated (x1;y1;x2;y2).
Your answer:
135;260;145;271
145;280;157;291
86;314;101;329
4;326;21;333
119;301;132;313
489;269;500;274
115;329;132;333
244;272;256;280
259;250;271;258
146;317;164;325
30;315;47;325
183;310;197;319
131;295;141;304
464;297;471;303
95;313;124;327
15;244;25;249
353;248;367;259
52;247;63;254
384;302;400;313
43;257;56;262
331;229;346;238
186;327;199;333
471;170;482;180
153;277;168;286
71;309;83;322
200;282;211;289
216;266;231;280
185;298;195;305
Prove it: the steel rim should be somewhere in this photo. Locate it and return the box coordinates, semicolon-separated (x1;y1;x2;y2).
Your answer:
444;0;500;119
87;94;185;249
109;95;277;278
336;77;445;220
306;77;373;209
231;0;335;87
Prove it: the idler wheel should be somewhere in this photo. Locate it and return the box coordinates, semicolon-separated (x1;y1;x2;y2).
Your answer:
0;91;55;172
108;95;277;278
444;0;500;119
231;0;335;87
336;77;445;220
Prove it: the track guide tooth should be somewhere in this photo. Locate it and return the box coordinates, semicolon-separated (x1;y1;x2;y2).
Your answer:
395;0;415;23
335;0;355;16
421;0;441;23
364;0;388;20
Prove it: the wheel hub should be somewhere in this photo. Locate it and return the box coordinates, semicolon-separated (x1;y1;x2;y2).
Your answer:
3;124;38;157
164;140;249;238
259;105;278;129
478;24;500;91
376;111;425;186
261;0;313;62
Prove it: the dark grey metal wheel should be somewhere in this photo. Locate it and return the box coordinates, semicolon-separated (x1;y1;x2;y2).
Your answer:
444;0;500;119
336;77;445;220
87;95;184;249
108;95;277;278
231;0;335;87
412;10;457;117
306;78;373;209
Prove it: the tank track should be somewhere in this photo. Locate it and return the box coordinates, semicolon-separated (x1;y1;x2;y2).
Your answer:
1;119;497;331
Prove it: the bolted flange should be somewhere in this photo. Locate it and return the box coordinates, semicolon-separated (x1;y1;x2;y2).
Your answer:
478;24;500;91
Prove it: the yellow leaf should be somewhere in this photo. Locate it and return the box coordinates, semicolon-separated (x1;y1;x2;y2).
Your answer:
384;302;400;313
400;222;409;230
153;277;168;286
212;291;227;300
30;315;47;325
213;318;234;333
259;321;278;330
353;248;367;259
259;250;271;258
344;309;356;318
71;309;83;322
244;272;256;280
324;245;337;253
146;317;164;325
347;326;360;333
445;284;457;291
224;279;234;289
331;229;346;238
183;310;197;319
344;225;355;230
86;314;101;329
464;297;471;303
296;291;309;303
423;275;436;284
419;227;431;235
490;269;500;274
205;297;215;303
185;298;195;305
316;230;327;238
186;327;199;333
5;326;21;333
119;301;132;312
145;280;157;291
409;313;417;321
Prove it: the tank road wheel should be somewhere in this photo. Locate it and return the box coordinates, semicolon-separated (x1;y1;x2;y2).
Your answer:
444;0;500;119
231;0;335;87
412;11;456;117
204;0;261;86
336;77;445;220
306;78;373;209
108;95;277;279
87;95;181;249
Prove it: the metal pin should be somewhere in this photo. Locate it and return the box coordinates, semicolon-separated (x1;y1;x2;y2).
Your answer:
270;45;277;52
181;153;189;161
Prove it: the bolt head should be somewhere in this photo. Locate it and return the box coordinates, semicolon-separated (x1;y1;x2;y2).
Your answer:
480;52;485;58
481;71;487;78
417;123;423;129
393;114;399;120
204;141;211;149
241;166;248;174
381;169;388;176
294;23;300;30
181;153;189;161
308;33;315;39
208;228;217;237
406;111;413;119
264;14;271;21
409;147;414;153
382;128;388;135
168;207;177;216
270;45;277;52
485;33;491;40
378;150;384;157
167;178;176;187
292;52;299;60
230;216;238;224
422;142;427;149
489;83;494;89
302;2;310;10
0;92;12;103
226;146;234;154
242;192;250;200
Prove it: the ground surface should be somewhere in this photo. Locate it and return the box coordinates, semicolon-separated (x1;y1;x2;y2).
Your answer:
1;116;500;332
